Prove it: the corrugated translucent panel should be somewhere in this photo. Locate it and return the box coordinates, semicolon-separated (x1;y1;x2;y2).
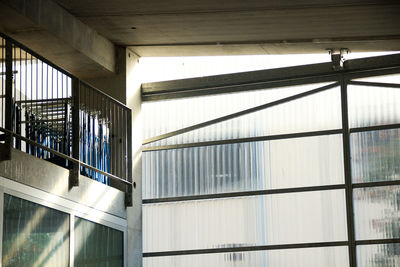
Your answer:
356;243;400;267
353;186;400;240
142;82;331;140
353;73;400;84
145;87;341;147
351;129;400;183
2;194;69;267
348;85;400;128
143;135;344;199
143;190;347;252
74;217;123;267
144;246;349;267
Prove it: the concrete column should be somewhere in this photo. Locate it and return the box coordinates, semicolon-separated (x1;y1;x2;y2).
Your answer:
126;49;142;267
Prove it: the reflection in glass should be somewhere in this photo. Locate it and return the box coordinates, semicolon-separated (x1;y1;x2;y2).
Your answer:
348;85;400;128
143;135;344;199
2;194;69;267
354;186;400;240
144;87;341;146
74;217;123;267
351;129;400;183
144;246;349;267
143;190;347;252
357;243;400;267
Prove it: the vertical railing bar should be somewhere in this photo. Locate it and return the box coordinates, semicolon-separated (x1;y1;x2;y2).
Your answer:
24;50;27;153
112;102;115;176
113;103;116;176
35;55;38;157
91;88;95;180
70;77;80;187
341;75;356;267
1;37;3;129
121;106;124;179
12;44;16;146
40;59;43;158
118;105;122;178
87;84;90;177
3;37;13;160
106;94;110;183
45;62;48;157
122;107;126;179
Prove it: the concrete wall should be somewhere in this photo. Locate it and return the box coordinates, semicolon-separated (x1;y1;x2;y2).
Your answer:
0;146;126;219
85;46;128;104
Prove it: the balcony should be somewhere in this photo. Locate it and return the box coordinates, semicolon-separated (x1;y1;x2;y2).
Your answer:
0;33;132;206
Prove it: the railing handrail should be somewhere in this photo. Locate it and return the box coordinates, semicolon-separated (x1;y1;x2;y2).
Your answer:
0;126;131;186
80;81;131;111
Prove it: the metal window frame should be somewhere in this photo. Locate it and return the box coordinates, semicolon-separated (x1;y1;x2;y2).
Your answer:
0;175;127;267
141;53;400;265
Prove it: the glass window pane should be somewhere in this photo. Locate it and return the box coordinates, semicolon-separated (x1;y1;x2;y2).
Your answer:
357;243;400;267
144;87;341;147
143;135;344;199
144;246;349;267
74;217;123;267
143;82;331;140
348;85;400;128
351;129;400;184
354;186;400;240
2;194;69;267
143;190;347;252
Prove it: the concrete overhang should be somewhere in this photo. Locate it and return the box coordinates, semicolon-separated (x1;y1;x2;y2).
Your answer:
0;0;116;79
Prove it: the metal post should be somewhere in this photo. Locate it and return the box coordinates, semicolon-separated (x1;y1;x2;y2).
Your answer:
1;38;13;161
125;110;133;207
69;78;80;187
340;75;356;267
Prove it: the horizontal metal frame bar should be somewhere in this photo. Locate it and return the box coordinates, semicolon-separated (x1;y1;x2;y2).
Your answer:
356;239;400;246
344;65;400;81
0;126;131;186
16;98;71;104
143;75;338;101
142;54;400;101
143;184;345;204
142;129;343;152
19;118;65;123
143;179;400;205
143;241;348;257
350;123;400;133
142;82;339;145
142;62;335;95
143;123;400;151
352;180;400;188
348;80;400;88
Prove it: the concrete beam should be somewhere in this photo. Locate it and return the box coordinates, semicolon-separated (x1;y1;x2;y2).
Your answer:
0;0;116;78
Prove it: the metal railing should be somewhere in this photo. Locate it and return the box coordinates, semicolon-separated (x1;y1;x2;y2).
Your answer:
0;33;132;204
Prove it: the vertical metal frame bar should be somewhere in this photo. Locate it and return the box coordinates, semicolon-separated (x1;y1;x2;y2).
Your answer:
69;214;75;267
0;187;4;265
340;75;356;267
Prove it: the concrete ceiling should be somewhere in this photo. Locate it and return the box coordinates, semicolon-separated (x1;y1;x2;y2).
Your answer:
54;0;400;56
